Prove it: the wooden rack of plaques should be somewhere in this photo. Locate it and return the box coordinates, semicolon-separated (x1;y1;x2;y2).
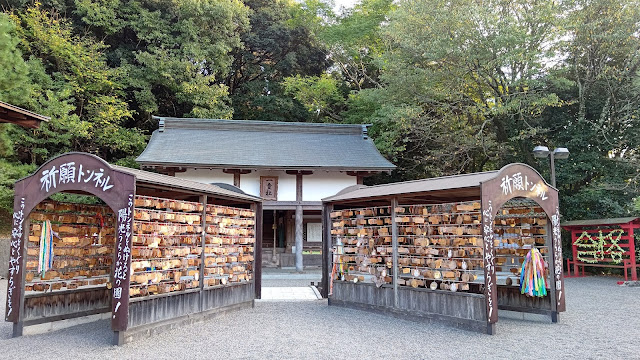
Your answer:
330;206;392;285
130;196;203;297
6;152;263;345
330;201;485;294
130;196;256;298
493;199;549;287
203;205;256;287
25;200;115;293
394;201;484;292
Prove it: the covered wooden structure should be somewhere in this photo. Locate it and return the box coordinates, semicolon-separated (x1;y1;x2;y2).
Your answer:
5;152;262;345
0;101;50;128
136;117;395;270
562;217;639;281
321;163;566;334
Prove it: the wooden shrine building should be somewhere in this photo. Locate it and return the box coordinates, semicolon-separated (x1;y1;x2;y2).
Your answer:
136;117;395;270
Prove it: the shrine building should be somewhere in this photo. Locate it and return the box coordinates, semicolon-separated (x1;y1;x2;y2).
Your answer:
136;117;395;270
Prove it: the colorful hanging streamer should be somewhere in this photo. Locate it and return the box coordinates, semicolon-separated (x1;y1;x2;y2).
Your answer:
38;220;54;277
519;248;547;297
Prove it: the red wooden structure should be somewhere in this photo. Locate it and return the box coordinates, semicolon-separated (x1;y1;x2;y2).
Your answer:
562;217;639;281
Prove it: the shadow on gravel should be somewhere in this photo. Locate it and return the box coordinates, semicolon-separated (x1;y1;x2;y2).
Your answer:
13;319;114;347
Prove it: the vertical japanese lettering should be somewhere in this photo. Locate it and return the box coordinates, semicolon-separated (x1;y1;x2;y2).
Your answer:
6;198;25;319
113;194;133;318
482;200;495;320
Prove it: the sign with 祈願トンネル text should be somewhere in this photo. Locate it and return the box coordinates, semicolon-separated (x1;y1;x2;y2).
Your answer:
6;152;136;331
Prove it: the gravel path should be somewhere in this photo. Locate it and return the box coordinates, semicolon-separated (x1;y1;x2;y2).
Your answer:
1;276;638;359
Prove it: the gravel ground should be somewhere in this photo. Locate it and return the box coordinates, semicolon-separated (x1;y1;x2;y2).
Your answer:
1;276;638;359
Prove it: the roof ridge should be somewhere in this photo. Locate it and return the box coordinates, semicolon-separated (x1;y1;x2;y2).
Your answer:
155;117;369;134
361;169;501;190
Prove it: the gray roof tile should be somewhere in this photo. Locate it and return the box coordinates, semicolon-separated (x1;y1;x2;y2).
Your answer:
113;165;261;202
136;118;396;171
322;171;500;202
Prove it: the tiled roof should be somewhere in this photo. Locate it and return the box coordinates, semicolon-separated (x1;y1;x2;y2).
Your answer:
136;117;396;171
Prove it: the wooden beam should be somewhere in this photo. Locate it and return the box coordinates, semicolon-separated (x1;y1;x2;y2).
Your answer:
0;118;42;129
0;101;49;128
346;171;380;177
254;202;263;299
222;169;252;175
149;166;187;176
286;170;313;175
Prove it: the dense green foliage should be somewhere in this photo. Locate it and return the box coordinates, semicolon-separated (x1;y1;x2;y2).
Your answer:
0;0;638;222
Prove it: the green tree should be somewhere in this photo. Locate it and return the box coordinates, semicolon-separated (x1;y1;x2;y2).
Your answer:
0;13;34;211
282;74;345;121
344;0;562;180
7;5;145;165
0;13;30;106
72;0;251;127
320;0;394;91
540;0;640;220
226;0;329;122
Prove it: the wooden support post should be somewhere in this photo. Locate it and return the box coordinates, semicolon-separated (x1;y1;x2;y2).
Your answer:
223;169;252;188
295;206;303;273
391;197;399;308
627;225;637;281
12;217;28;338
546;220;558;322
295;174;303;272
571;230;579;277
254;202;263;299
199;195;207;311
321;203;332;298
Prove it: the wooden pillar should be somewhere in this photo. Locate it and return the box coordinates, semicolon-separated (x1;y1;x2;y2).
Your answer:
199;195;207;312
295;174;304;272
546;220;558;322
391;197;399;308
627;224;637;281
254;202;263;299
321;203;332;298
223;169;252;188
356;175;364;185
13;216;29;338
571;230;579;277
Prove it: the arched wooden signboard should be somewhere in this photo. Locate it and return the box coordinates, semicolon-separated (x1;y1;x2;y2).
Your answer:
480;163;565;328
5;152;135;333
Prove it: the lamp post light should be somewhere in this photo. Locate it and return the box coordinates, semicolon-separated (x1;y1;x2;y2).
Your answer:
533;146;570;187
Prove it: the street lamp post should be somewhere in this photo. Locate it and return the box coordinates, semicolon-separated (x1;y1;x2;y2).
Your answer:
533;146;570;187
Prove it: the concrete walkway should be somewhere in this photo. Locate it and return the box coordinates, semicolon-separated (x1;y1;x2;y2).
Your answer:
259;286;321;301
261;268;322;288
